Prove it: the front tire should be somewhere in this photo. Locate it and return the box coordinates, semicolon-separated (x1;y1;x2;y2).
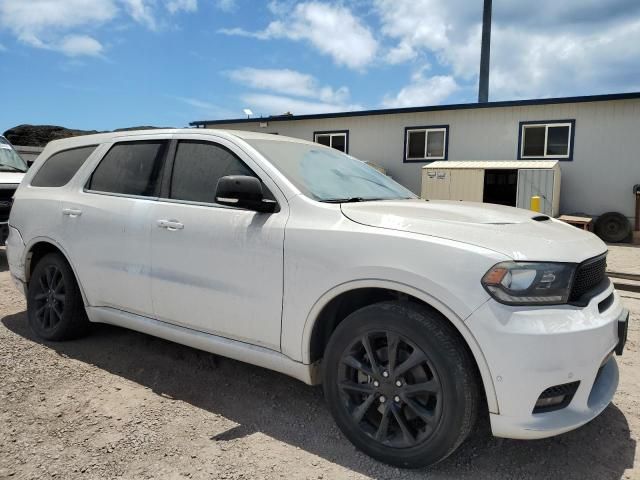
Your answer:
27;252;89;341
323;301;479;468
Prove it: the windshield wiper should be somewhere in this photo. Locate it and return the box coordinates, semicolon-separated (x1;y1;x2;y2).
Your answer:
0;164;26;173
320;197;382;203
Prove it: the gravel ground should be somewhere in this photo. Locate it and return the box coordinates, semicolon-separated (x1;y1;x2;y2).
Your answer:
0;246;638;480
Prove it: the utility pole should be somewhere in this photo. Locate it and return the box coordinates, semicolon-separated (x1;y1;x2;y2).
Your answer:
478;0;492;103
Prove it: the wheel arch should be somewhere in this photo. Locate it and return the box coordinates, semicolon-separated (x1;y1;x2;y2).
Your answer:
24;237;89;306
302;280;498;413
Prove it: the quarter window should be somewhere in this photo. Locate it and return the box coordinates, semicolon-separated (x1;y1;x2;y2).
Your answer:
520;121;573;159
31;146;97;187
169;141;258;204
405;127;448;161
314;131;348;153
87;141;167;197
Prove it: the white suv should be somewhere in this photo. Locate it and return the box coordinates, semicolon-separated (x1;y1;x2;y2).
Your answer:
6;129;628;468
0;135;28;245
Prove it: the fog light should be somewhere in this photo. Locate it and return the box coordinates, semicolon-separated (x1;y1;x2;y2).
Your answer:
533;381;580;414
534;395;565;409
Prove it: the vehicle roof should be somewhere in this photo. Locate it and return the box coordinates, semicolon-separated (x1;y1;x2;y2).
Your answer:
44;128;315;150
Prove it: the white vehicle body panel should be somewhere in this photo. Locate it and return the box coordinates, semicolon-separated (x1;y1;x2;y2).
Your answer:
0;172;26;184
0;137;27;245
6;128;625;442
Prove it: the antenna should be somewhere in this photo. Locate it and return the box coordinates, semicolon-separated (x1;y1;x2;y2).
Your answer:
243;108;253;119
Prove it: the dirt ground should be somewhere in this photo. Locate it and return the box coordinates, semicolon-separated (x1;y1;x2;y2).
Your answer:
0;246;638;480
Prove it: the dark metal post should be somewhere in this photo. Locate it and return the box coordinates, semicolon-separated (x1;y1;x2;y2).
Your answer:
478;0;492;103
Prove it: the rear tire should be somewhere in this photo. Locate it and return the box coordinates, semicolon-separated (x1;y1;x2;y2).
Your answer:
27;252;89;341
322;301;478;468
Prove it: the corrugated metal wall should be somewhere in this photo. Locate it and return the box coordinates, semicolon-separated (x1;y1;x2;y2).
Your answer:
516;169;556;216
207;98;640;220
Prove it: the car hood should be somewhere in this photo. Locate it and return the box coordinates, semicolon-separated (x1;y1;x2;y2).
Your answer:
341;199;607;263
0;172;25;185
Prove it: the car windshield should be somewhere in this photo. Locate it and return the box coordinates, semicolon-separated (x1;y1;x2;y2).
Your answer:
246;139;416;202
0;138;28;172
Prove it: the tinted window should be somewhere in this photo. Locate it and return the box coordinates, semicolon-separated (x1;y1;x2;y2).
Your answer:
315;135;331;147
331;134;346;152
426;130;445;157
522;126;546;157
546;125;570;155
407;130;426;158
170;141;256;204
314;132;347;152
31;146;97;187
88;141;166;196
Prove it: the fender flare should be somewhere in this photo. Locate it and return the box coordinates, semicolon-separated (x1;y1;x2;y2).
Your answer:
23;236;90;307
301;278;498;413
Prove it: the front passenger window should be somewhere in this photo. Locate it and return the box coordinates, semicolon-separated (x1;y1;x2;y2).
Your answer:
170;140;260;204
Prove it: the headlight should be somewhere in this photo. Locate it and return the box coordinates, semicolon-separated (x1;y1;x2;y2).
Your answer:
481;262;576;306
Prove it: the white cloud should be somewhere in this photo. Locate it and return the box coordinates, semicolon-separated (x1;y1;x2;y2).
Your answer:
220;2;378;70
227;67;349;103
214;0;236;11
227;67;359;116
120;0;156;29
489;20;640;99
0;0;116;55
58;34;104;57
174;96;217;110
241;93;362;116
0;0;193;57
375;0;640;100
167;0;197;14
382;72;458;107
0;0;117;45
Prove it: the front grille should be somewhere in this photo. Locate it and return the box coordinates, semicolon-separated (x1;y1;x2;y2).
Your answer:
569;254;608;302
0;187;16;223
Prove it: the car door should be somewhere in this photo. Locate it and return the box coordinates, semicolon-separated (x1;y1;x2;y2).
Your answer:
150;135;288;351
62;138;170;317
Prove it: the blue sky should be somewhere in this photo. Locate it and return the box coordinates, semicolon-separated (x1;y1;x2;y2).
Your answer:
1;0;640;133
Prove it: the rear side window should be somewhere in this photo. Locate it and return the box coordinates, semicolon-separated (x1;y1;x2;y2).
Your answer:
87;141;167;197
31;146;97;187
170;140;257;204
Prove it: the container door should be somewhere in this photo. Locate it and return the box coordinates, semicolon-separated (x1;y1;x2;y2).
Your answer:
422;169;451;200
516;169;555;216
449;169;484;202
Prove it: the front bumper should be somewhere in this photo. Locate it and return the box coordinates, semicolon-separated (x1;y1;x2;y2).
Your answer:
466;281;626;440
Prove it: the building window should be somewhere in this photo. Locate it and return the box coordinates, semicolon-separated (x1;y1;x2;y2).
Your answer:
314;130;348;153
519;120;575;160
404;126;449;162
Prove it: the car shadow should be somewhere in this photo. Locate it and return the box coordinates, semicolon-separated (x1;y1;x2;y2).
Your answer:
1;311;636;480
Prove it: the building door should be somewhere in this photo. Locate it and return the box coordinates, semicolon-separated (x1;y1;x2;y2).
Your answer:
516;169;555;215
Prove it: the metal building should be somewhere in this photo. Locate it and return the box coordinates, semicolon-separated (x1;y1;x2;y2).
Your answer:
191;92;640;223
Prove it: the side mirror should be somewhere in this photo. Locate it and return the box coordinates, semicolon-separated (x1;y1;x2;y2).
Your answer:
215;175;277;213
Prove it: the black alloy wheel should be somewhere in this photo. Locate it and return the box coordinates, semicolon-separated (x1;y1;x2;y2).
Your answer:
32;264;66;332
323;301;479;468
338;331;443;448
27;252;89;341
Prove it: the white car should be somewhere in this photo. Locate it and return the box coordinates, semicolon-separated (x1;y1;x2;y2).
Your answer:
6;129;628;468
0;136;27;245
